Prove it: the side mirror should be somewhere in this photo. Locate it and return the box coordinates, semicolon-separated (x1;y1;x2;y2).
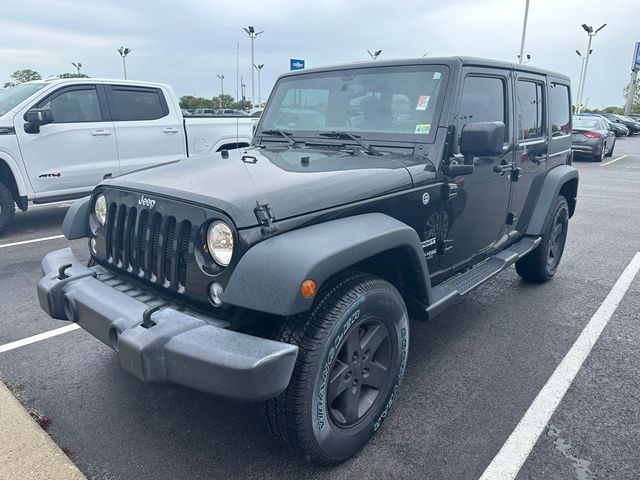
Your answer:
24;108;54;134
459;121;505;164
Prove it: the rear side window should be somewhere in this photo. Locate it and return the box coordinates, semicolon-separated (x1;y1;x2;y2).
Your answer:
456;76;506;145
549;83;570;137
516;80;544;140
109;87;167;121
38;87;102;123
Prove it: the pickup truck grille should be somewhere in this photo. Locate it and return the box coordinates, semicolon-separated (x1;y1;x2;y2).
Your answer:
105;203;192;291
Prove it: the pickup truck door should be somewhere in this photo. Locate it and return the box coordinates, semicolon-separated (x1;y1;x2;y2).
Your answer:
438;68;514;271
105;85;186;174
15;84;118;199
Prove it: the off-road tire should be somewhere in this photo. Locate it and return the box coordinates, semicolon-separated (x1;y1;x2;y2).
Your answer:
516;195;569;283
0;182;16;233
264;273;409;465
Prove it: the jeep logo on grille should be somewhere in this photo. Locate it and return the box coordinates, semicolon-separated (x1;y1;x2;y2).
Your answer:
138;195;156;209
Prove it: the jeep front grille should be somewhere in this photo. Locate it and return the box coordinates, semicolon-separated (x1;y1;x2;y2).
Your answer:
105;203;192;290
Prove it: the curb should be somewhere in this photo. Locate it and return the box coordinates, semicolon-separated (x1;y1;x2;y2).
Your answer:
0;381;86;480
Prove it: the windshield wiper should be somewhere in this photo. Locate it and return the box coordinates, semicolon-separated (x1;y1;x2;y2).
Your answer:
317;131;382;156
260;129;299;146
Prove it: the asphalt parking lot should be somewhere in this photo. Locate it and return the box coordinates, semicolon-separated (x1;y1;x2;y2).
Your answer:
1;138;639;480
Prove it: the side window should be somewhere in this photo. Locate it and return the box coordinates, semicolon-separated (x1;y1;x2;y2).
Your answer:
38;87;102;123
516;80;544;140
549;83;571;137
456;76;506;147
110;87;167;121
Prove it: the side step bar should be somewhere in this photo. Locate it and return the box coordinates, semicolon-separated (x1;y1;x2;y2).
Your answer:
418;236;541;320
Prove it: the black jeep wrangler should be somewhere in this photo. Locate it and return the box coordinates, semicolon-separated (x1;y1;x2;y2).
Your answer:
38;57;577;464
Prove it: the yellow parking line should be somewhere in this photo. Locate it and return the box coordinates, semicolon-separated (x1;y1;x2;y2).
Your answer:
600;154;629;167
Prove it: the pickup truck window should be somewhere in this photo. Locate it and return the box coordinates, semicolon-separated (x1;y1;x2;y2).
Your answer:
516;80;545;140
260;65;447;139
37;86;102;123
0;83;47;116
456;75;506;147
109;86;168;121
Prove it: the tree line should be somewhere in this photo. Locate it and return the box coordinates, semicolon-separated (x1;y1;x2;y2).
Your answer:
3;69;88;88
179;94;253;111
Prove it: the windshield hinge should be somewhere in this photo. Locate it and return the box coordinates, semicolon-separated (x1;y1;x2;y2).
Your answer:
254;201;279;235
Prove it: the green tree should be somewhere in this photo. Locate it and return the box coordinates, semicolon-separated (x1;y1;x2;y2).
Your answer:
179;95;215;110
623;79;640;113
214;94;235;109
3;68;42;88
58;72;90;79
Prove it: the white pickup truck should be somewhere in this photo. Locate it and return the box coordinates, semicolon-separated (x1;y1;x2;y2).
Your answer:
0;78;256;232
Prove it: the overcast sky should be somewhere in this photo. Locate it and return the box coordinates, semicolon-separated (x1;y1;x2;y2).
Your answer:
1;0;637;108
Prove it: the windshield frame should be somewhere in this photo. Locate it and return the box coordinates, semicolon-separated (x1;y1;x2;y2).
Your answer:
256;64;450;146
0;82;47;117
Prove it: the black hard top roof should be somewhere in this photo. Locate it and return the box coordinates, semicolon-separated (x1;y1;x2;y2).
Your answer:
279;56;570;82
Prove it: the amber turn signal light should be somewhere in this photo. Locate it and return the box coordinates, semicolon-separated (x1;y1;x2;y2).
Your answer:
300;279;317;299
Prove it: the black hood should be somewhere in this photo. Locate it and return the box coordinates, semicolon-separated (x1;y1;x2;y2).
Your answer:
103;147;414;228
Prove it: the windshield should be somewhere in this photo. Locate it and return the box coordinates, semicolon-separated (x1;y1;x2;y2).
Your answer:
0;83;47;116
259;65;447;141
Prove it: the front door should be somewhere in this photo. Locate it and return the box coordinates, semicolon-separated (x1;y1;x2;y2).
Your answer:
16;84;118;198
438;69;514;271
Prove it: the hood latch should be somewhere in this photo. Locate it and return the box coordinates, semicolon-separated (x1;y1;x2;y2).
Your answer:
254;201;279;235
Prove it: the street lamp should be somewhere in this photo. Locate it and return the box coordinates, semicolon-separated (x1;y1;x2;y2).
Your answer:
367;49;382;61
575;23;606;113
217;74;224;108
71;62;82;75
243;26;264;108
574;49;592;111
117;46;132;80
254;64;264;107
517;53;531;64
518;0;531;64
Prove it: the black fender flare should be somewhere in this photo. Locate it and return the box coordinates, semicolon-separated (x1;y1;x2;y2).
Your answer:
223;213;432;316
62;196;91;240
525;165;578;236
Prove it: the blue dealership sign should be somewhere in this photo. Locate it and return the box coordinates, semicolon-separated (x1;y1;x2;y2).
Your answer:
290;59;305;71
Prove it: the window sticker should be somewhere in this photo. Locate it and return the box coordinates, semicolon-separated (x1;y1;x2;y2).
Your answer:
415;124;431;134
416;95;430;111
433;72;442;80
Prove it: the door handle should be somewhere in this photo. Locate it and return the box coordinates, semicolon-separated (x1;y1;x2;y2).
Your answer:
91;129;111;136
163;127;180;134
493;161;513;174
531;153;548;165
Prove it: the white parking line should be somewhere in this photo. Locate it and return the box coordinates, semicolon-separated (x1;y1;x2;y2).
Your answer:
0;324;80;354
479;252;640;480
600;154;629;167
0;234;65;249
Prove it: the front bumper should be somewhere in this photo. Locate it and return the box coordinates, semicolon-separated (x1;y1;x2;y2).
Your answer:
37;248;298;401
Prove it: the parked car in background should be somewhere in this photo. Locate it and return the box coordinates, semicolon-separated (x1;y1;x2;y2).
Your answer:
578;113;629;137
0;78;256;232
628;113;640;121
215;109;247;116
571;115;616;161
600;112;640;134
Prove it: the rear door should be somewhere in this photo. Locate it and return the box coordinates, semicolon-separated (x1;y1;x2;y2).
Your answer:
509;73;548;232
438;68;514;271
16;84;118;198
106;85;185;174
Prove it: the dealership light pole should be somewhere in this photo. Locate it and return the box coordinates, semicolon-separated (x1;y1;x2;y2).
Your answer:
243;26;264;108
117;46;132;80
575;23;606;113
254;64;264;107
574;49;591;111
367;49;382;61
71;62;82;75
217;74;224;107
518;0;530;64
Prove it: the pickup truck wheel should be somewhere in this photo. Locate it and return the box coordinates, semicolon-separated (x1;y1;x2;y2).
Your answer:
516;195;569;283
264;273;409;465
0;182;16;233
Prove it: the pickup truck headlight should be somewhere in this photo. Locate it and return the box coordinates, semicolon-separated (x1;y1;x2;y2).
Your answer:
94;194;107;226
207;221;233;266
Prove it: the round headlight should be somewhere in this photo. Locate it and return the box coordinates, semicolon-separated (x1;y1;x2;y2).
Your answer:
207;221;233;266
94;194;107;226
